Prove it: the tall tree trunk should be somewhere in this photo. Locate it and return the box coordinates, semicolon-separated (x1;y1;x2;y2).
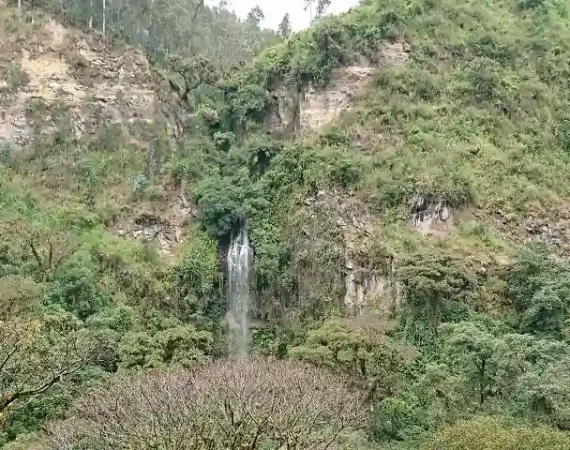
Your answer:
89;0;93;28
102;0;106;35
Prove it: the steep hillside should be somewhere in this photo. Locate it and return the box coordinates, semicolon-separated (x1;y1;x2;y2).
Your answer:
0;1;198;261
3;0;570;449
182;0;570;320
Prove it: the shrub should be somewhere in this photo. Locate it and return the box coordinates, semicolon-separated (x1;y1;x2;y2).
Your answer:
131;172;149;198
422;417;570;450
45;261;111;320
169;229;219;318
0;141;13;166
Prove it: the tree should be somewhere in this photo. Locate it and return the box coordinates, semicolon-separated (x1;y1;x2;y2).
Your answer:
0;219;77;284
440;322;499;406
289;317;416;400
102;0;106;34
278;13;292;39
507;244;570;337
433;322;570;423
397;253;476;331
168;55;220;105
46;357;365;450
520;286;566;336
29;0;277;69
118;321;213;369
0;275;42;319
0;312;97;425
247;5;265;28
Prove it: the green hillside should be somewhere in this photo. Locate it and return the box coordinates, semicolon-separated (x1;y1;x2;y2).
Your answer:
2;0;570;448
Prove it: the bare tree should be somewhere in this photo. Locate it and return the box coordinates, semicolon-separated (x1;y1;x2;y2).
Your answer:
46;357;365;450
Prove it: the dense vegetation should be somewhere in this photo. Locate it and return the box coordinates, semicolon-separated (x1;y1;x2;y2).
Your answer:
2;0;570;448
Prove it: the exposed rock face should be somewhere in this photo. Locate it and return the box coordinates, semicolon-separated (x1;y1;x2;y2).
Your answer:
299;65;375;132
267;40;411;135
487;206;570;257
343;257;400;316
302;189;402;316
411;194;454;236
266;85;300;135
114;187;195;258
300;41;411;133
0;18;159;149
374;40;411;67
267;41;411;313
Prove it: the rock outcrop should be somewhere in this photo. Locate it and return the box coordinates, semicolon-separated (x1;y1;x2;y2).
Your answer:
302;189;402;316
0;17;160;150
267;40;411;135
411;194;454;236
114;187;195;258
272;41;412;314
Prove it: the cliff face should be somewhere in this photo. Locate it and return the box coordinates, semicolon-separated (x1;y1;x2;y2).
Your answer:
266;41;410;137
0;5;197;260
0;10;160;152
262;41;415;315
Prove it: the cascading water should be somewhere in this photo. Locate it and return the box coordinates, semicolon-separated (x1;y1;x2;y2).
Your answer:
227;224;253;358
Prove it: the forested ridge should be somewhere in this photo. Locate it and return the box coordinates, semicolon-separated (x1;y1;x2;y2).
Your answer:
2;0;570;449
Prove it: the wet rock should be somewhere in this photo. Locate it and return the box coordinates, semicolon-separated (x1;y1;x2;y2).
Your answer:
411;194;454;235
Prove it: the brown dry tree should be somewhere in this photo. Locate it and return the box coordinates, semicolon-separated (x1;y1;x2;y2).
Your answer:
46;357;366;450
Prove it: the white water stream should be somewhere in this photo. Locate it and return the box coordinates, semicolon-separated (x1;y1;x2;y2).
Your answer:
227;225;253;358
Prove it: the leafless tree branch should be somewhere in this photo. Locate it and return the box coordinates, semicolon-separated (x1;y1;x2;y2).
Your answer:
47;357;366;450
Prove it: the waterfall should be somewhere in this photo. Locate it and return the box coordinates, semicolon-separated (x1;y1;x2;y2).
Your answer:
227;224;253;358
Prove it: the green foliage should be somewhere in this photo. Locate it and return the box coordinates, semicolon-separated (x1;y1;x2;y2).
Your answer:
169;229;220;320
0;142;13;167
193;170;248;237
289;318;415;398
130;173;149;198
0;62;29;97
318;127;351;147
6;0;570;447
118;314;213;369
278;13;292;39
165;136;218;184
372;397;427;442
508;243;570;336
29;0;279;70
0;307;102;439
44;259;111;320
422;417;570;450
397;252;477;331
